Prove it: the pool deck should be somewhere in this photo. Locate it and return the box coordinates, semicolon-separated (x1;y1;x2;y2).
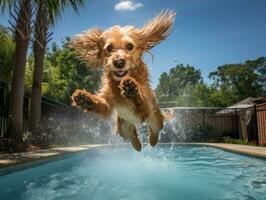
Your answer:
0;144;107;170
200;143;266;159
0;143;265;170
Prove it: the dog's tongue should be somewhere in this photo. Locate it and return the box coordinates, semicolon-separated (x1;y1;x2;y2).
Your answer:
116;71;125;75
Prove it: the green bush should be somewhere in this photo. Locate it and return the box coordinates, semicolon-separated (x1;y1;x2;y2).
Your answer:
222;137;257;146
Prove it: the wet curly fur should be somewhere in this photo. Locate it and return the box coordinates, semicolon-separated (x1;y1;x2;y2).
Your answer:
70;11;176;151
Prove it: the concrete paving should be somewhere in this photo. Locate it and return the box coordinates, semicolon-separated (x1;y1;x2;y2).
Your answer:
0;144;106;169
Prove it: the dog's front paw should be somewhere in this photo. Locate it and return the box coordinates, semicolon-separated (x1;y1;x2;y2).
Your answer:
120;77;139;99
71;90;93;110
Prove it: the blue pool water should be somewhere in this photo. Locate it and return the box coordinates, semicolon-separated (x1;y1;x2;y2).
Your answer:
0;145;266;200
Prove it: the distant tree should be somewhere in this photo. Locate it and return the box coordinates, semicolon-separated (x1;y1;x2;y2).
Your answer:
0;25;15;81
156;64;202;101
246;57;266;92
175;83;216;107
156;57;266;108
25;55;61;95
46;39;101;103
25;39;101;104
209;57;266;105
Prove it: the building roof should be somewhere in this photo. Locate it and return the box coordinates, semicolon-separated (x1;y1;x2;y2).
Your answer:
228;97;266;108
217;97;266;114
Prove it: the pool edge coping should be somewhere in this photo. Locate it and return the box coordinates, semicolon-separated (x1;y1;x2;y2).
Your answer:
196;143;266;160
158;143;266;159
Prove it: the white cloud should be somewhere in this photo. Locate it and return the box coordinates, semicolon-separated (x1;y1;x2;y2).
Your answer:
114;0;143;11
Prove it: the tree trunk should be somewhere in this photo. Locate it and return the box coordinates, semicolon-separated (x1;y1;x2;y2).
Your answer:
29;47;45;133
5;0;32;152
29;1;48;135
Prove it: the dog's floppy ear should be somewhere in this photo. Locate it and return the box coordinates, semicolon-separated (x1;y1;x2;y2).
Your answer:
137;10;176;51
69;28;104;68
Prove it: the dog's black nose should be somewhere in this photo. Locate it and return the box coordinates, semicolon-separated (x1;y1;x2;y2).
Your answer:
113;59;126;68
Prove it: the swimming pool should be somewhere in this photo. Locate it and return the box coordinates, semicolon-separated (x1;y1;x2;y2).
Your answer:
0;144;265;200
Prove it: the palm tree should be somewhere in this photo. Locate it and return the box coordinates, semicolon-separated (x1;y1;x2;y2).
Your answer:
28;0;49;133
0;0;33;152
29;0;85;134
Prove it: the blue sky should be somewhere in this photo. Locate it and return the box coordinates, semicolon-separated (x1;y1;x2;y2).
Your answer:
1;0;266;88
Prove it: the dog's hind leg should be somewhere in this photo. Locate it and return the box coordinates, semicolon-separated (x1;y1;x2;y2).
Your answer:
116;116;141;151
71;89;112;118
147;106;164;147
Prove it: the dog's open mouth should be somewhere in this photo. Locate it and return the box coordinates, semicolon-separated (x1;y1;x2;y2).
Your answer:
114;70;128;78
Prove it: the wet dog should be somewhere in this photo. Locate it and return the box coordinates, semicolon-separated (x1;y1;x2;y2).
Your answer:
70;11;175;151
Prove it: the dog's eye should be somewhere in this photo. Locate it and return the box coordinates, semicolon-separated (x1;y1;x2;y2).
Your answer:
126;43;134;51
106;45;113;53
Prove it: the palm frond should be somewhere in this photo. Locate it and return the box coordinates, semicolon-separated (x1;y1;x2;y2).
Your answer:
46;0;86;25
0;0;15;10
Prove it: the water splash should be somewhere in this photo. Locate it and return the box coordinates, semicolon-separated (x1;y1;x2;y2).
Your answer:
39;107;212;147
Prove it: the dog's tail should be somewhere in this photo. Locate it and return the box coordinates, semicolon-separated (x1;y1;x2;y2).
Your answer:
162;109;174;121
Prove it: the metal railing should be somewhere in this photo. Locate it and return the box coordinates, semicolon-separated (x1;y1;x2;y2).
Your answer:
1;79;266;148
0;80;113;149
159;107;239;143
160;102;265;145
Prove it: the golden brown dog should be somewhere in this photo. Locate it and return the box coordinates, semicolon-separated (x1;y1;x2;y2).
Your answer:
70;10;175;151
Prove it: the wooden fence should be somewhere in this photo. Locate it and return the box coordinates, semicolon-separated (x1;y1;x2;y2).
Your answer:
256;103;266;145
